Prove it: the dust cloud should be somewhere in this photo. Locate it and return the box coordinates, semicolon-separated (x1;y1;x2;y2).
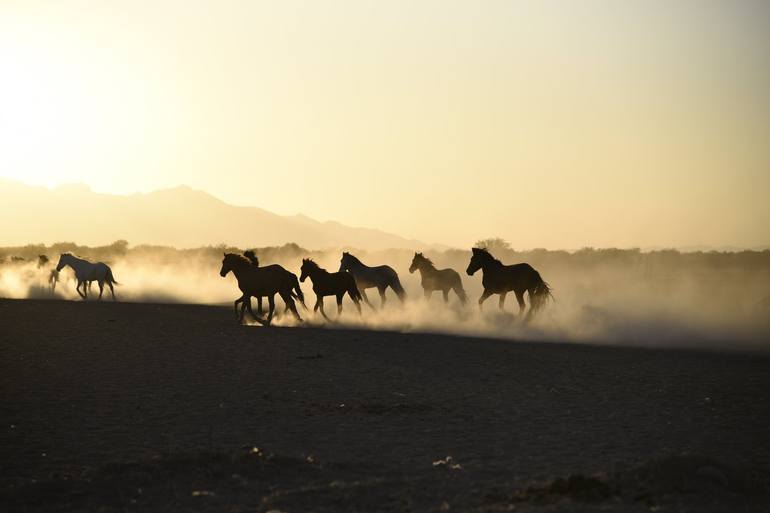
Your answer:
2;244;769;351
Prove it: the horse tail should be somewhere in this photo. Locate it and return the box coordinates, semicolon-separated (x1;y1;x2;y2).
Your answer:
453;274;468;304
107;268;120;285
530;274;553;311
290;274;307;310
390;273;407;301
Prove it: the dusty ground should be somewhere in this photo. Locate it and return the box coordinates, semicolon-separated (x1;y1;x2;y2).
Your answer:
1;298;769;512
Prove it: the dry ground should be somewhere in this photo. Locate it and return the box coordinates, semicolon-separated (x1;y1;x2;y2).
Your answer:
1;298;769;512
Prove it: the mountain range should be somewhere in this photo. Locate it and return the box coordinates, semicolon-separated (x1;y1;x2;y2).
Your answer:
0;178;436;250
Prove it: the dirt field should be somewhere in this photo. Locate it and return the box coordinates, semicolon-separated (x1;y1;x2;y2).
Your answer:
1;298;769;512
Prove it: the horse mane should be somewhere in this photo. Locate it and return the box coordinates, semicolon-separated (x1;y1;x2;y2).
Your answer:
473;247;501;265
343;252;363;265
302;258;321;270
225;253;251;266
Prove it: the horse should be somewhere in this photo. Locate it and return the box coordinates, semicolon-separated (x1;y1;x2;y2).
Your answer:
219;253;304;325
239;249;296;317
466;247;552;318
338;252;406;309
55;253;119;300
299;258;362;321
409;252;467;304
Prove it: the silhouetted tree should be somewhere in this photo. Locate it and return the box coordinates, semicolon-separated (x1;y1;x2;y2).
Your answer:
474;238;511;252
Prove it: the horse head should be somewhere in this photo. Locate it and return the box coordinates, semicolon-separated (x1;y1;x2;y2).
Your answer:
409;252;425;274
339;252;351;272
55;253;71;272
220;253;237;277
299;258;314;282
466;247;491;276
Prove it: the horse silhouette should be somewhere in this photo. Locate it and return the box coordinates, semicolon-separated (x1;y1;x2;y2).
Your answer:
240;249;298;317
409;252;467;304
466;247;552;318
338;252;406;309
55;253;119;300
220;253;304;325
299;258;362;321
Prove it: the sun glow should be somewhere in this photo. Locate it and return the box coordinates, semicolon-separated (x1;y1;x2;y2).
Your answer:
0;29;90;187
0;7;178;193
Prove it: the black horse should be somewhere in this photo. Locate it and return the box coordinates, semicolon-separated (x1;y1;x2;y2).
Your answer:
409;252;466;304
339;252;406;309
466;247;552;318
299;259;362;321
240;249;292;316
220;253;305;325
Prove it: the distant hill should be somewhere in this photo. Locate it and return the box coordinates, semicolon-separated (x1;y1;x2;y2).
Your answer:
0;178;437;250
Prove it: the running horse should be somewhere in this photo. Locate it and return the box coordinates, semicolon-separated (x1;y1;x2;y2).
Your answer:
219;253;304;325
299;258;362;321
466;247;552;318
55;253;119;300
338;252;406;309
409;252;467;304
240;249;301;317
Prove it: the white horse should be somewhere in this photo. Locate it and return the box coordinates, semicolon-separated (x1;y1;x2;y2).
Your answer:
55;253;119;300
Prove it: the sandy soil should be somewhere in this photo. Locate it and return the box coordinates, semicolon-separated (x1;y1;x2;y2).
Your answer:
1;298;769;512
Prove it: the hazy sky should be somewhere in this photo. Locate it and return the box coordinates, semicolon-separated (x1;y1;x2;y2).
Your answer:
1;1;769;249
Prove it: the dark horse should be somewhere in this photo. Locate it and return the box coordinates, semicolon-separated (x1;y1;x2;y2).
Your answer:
240;249;297;316
409;252;467;304
220;253;305;325
299;259;362;321
339;252;406;308
466;247;552;318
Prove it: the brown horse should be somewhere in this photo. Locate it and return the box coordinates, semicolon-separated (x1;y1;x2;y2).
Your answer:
299;259;362;321
409;252;466;304
220;253;303;325
466;247;552;318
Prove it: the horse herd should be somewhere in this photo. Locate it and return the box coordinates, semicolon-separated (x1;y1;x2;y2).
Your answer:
219;248;552;325
50;248;552;325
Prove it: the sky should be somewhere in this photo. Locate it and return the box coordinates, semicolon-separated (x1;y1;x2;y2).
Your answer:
1;1;769;249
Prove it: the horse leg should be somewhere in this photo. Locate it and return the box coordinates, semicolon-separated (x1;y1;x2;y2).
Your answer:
453;284;467;304
351;293;362;315
336;293;344;316
360;289;376;310
424;289;432;301
97;280;104;300
239;299;248;323
76;281;85;299
280;291;301;323
478;289;492;311
257;296;263;316
246;297;259;321
317;297;331;322
378;286;387;308
234;296;243;318
498;292;507;311
442;289;449;303
515;291;526;317
108;281;116;301
264;295;276;325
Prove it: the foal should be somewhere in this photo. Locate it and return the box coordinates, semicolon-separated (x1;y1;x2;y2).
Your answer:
409;252;467;304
